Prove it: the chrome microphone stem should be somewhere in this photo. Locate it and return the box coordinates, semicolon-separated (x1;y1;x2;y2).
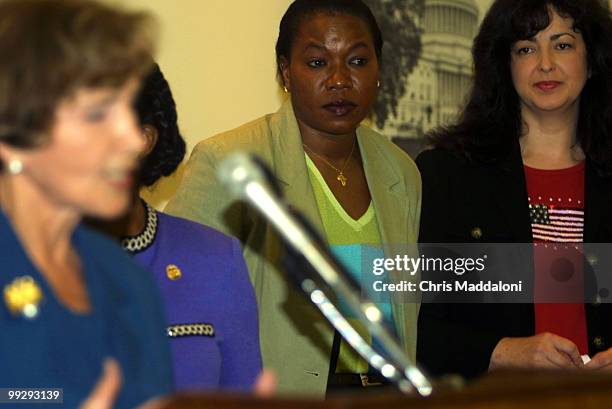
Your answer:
300;277;412;393
245;180;432;396
218;153;432;396
245;182;338;284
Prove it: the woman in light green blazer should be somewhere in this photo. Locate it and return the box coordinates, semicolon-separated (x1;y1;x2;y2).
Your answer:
166;0;421;396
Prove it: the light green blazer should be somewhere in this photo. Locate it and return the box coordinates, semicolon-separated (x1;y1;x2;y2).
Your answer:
165;101;421;396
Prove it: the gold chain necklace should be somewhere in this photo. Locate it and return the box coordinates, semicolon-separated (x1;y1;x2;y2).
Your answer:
303;138;356;187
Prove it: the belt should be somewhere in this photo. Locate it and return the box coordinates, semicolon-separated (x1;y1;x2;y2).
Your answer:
328;373;389;388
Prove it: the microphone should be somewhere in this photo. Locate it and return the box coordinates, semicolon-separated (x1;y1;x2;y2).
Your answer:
217;152;432;396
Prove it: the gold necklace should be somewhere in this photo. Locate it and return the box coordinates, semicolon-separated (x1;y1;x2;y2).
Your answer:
303;138;356;187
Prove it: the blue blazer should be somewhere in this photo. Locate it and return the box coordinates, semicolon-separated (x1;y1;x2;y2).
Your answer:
0;211;173;409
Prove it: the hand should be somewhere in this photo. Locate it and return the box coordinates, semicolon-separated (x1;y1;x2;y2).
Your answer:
489;333;583;370
253;369;277;397
585;348;612;370
79;359;122;409
80;359;167;409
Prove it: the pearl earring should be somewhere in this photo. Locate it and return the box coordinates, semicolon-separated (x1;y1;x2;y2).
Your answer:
283;86;289;93
7;159;23;175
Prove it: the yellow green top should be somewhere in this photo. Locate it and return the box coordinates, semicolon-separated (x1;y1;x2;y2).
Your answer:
305;154;394;373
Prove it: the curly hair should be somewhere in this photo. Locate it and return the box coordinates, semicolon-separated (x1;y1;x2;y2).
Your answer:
428;0;612;176
135;63;185;186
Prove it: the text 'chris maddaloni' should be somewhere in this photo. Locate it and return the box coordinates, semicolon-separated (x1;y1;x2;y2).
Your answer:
369;255;523;294
372;280;523;293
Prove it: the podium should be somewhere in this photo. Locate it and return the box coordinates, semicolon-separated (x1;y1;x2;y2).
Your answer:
160;370;612;408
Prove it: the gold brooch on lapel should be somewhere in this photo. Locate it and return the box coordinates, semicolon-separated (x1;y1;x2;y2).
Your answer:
471;227;483;240
166;264;182;281
3;276;43;319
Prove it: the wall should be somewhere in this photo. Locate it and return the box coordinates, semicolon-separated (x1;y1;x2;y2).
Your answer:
119;0;293;206
123;0;611;205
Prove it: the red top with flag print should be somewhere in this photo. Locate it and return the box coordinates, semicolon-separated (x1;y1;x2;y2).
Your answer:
524;161;587;355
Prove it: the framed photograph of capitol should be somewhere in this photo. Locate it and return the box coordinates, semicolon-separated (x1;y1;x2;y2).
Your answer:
365;0;611;158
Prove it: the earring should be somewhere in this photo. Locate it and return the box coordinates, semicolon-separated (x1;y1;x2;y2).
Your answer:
7;159;23;175
377;80;381;88
283;86;289;93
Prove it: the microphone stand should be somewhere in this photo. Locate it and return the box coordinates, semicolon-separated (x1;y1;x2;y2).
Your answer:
217;153;432;396
283;238;425;394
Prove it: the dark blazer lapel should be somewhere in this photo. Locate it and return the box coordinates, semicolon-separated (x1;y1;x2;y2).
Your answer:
489;143;533;242
584;160;610;243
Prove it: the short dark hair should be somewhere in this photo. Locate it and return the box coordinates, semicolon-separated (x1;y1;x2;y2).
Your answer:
0;0;155;149
429;0;612;176
135;64;185;187
275;0;383;85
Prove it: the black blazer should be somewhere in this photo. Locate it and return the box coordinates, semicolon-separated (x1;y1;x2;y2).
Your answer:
416;147;612;378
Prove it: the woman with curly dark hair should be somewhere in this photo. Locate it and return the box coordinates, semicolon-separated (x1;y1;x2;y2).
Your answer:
91;64;263;391
136;65;186;188
416;0;612;378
